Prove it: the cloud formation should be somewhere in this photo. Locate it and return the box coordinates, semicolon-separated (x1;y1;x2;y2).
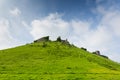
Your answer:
0;19;16;49
10;8;21;16
31;13;70;40
94;6;120;61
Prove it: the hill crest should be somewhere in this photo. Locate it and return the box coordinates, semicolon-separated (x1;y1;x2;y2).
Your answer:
0;36;120;79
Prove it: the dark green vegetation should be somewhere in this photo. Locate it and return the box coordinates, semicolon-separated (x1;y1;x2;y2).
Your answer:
0;40;120;80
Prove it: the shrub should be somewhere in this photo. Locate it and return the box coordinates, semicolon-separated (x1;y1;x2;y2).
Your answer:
100;55;109;59
81;47;87;51
42;42;47;47
66;67;71;69
57;36;61;42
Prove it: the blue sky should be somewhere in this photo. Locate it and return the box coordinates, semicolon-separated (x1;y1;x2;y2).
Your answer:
0;0;120;62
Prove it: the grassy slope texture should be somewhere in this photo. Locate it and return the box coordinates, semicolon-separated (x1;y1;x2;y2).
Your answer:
0;41;120;80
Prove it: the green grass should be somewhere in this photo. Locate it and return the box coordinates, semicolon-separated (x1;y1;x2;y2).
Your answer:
0;41;120;80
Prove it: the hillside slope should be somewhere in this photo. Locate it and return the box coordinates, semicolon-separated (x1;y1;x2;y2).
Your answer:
0;41;120;80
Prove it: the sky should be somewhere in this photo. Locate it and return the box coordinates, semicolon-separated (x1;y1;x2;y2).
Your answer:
0;0;120;62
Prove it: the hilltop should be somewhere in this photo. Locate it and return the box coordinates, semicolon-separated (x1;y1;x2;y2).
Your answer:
0;36;120;80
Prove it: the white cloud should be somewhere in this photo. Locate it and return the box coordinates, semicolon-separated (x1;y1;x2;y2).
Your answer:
0;19;17;49
10;8;21;16
31;13;108;51
71;20;90;35
91;5;120;62
31;13;70;40
100;11;120;36
22;21;30;30
95;7;120;62
30;13;111;51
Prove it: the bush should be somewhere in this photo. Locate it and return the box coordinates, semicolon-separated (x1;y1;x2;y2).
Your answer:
100;55;109;59
66;67;71;69
81;47;87;51
57;36;61;42
42;42;47;47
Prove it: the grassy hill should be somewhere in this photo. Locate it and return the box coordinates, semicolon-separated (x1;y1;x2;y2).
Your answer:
0;40;120;80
